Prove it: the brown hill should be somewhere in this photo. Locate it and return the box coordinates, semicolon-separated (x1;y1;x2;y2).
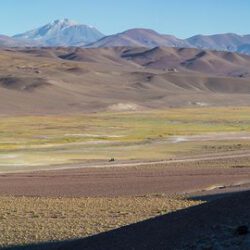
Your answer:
86;29;190;48
1;47;250;114
121;47;250;76
87;30;250;55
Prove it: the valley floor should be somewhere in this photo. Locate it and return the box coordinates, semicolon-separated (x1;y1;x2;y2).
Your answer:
0;107;250;249
0;156;249;248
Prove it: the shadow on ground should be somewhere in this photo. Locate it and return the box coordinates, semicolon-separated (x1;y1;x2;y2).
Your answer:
3;191;250;250
188;190;248;202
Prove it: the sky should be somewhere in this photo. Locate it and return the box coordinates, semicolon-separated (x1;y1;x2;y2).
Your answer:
1;0;250;38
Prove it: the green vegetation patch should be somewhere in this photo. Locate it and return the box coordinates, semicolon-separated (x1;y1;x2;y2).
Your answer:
1;107;250;170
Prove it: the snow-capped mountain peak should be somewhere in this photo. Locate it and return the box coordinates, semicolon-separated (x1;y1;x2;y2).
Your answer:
47;19;79;30
51;18;77;25
13;19;104;46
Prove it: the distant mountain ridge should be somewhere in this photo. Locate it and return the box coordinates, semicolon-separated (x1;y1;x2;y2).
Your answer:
0;19;249;55
88;30;250;55
0;34;41;47
13;19;104;46
186;33;250;52
86;28;191;48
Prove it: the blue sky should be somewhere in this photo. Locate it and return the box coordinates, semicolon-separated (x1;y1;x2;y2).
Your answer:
1;0;250;37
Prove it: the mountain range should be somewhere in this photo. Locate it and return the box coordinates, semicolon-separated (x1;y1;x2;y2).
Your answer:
0;19;250;55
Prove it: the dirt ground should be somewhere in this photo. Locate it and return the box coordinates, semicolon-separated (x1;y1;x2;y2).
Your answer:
0;147;250;249
3;191;250;250
0;155;249;197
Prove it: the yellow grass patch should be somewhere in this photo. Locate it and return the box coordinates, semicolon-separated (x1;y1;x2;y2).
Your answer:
0;195;202;247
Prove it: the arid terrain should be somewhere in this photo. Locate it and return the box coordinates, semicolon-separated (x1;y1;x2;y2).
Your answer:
0;159;249;249
0;47;250;249
1;47;250;114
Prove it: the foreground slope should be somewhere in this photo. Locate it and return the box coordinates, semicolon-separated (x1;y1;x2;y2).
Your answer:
1;47;250;114
5;191;250;250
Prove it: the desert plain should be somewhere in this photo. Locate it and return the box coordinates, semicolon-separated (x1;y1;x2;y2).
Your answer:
0;47;250;249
